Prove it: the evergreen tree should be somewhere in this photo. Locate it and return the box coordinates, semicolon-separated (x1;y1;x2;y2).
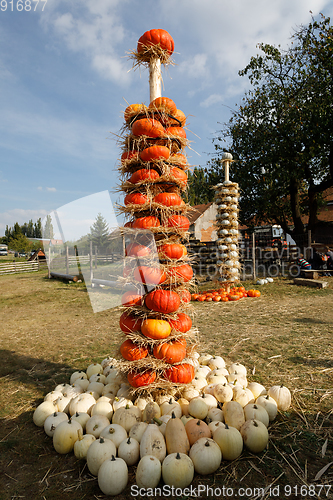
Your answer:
33;218;42;238
27;219;34;237
89;213;110;252
43;215;54;239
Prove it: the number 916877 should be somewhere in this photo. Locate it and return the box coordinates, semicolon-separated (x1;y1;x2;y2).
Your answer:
1;0;47;11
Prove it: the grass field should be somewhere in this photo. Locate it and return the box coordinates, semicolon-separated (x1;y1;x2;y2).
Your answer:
1;271;333;499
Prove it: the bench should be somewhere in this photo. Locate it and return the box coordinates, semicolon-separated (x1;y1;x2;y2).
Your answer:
299;269;331;279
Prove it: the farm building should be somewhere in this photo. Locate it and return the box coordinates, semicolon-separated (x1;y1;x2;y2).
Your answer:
188;203;218;242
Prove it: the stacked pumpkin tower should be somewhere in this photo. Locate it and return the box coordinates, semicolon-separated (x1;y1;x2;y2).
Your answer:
214;153;241;287
116;29;196;394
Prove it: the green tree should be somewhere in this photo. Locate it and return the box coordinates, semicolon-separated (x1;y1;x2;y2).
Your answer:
33;218;42;239
89;213;110;252
186;167;220;205
210;14;333;245
43;215;54;239
9;233;31;253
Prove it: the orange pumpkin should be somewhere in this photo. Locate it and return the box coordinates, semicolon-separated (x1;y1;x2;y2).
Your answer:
137;29;174;57
129;169;160;184
121;291;143;306
119;312;142;333
164;363;195;384
134;266;167;285
127;369;157;388
247;289;261;297
164;215;190;231
141;318;171;340
132;118;165;138
153;192;183;207
169;167;188;186
121;150;139;163
158;243;187;260
185;419;211;446
120;339;148;361
124;192;148;205
178;289;191;303
168;264;193;282
145;289;181;313
124;103;147;123
139;145;170;162
153;339;187;364
169;313;192;333
125;243;151;257
148;97;177;116
164;126;187;139
132;216;160;229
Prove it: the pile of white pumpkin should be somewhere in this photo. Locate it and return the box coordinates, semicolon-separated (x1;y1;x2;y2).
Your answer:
214;180;241;283
33;353;291;496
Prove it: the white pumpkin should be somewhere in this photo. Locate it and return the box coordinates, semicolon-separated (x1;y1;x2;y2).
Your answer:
105;368;124;385
195;365;211;377
86;436;117;476
243;403;269;427
228;362;247;376
208;356;226;370
190;376;208;391
207;407;224;423
142;401;161;422
199;393;218;410
213;424;243;460
154;414;172;436
160;399;182;418
91;401;113;421
101;356;117;369
118;437;140;466
208;421;225;434
62;385;82;399
117;384;133;400
102;382;120;396
129;422;148;443
222;401;245;430
55;396;71;414
113;397;133;412
136;455;161;489
98;456;128;496
73;431;96;460
70;371;87;385
53;419;83;454
227;372;247;387
188;397;208;420
44;411;68;437
33;401;58;427
134;396;150;412
85;414;110;438
206;372;228;386
89;373;106;384
43;390;63;403
100;423;127;448
162;452;194;488
267;385;291;411
181;387;200;401
255;395;278;421
69;393;96;416
86;363;103;379
70;412;90;431
73;378;90;391
87;381;104;397
140;424;166;462
240;419;269;453
189;438;222;475
214;383;233;403
232;386;254;407
247;382;267;399
198;354;213;365
112;405;141;432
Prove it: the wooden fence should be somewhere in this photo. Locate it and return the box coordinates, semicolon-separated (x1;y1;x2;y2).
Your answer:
0;260;48;276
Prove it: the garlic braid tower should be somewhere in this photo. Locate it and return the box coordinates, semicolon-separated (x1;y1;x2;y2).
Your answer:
118;29;196;394
214;153;241;287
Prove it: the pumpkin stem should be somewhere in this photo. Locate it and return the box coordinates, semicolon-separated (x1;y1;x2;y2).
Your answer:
153;417;162;426
253;404;258;409
111;455;116;461
171;411;176;419
205;440;210;447
169;398;173;404
127;437;131;444
109;428;115;434
196;420;201;426
53;412;57;417
253;420;258;427
225;424;229;429
100;437;105;443
176;452;181;459
125;404;130;409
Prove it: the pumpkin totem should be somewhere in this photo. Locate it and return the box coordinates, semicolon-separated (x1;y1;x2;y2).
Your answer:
214;153;241;287
118;29;195;393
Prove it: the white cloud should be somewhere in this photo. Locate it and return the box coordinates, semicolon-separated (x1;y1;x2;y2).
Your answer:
40;0;131;85
200;94;223;108
46;187;57;192
0;208;49;233
178;54;208;79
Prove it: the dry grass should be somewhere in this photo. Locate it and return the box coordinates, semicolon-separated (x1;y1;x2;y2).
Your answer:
1;271;333;500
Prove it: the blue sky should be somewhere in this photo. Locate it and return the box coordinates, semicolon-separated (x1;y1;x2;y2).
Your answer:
1;0;332;236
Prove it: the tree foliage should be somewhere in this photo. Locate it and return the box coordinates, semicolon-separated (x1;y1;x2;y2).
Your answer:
186;167;220;205
210;14;333;243
89;213;110;251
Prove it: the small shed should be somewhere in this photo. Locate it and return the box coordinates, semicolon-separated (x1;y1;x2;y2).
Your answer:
188;203;218;242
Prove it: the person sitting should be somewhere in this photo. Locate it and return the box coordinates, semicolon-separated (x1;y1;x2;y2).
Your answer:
295;254;311;277
324;247;333;276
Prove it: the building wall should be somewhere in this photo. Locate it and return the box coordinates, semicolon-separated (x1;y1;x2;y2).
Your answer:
192;203;218;242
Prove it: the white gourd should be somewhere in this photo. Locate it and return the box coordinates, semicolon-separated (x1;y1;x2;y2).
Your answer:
98;456;128;496
136;455;161;489
140;424;166;462
86;436;117;476
118;437;140;466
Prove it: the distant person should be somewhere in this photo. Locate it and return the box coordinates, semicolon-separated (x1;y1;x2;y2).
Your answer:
325;247;333;276
295;254;311;277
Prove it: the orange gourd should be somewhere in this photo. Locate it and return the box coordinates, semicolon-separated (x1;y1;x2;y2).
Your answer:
120;339;148;361
153;339;187;364
141;318;171;340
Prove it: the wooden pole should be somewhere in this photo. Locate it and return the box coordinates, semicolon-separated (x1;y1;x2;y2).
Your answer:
224;160;230;182
66;245;69;275
149;56;162;101
252;232;256;281
90;240;93;282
